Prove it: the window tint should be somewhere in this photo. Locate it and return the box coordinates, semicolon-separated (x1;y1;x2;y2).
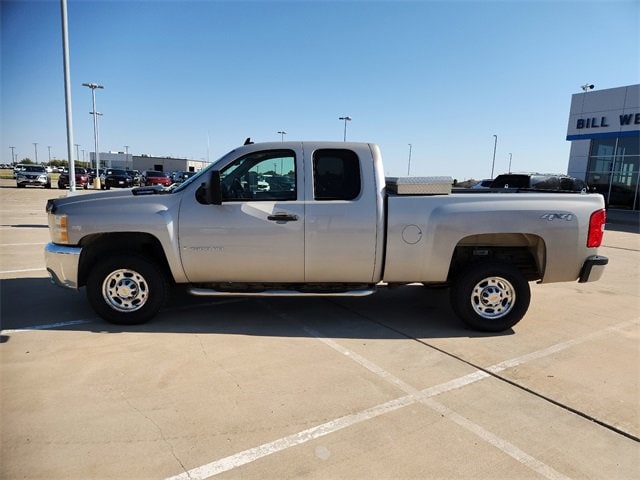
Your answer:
313;149;361;200
220;149;296;201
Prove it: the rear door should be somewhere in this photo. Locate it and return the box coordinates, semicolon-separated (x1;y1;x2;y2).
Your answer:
304;147;380;283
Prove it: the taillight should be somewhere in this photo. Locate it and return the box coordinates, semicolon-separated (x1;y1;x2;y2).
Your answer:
587;209;606;248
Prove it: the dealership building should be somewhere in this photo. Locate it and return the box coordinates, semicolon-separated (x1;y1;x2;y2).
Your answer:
90;152;208;173
567;83;639;210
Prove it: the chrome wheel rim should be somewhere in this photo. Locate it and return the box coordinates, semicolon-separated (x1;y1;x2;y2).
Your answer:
471;276;516;319
102;268;148;312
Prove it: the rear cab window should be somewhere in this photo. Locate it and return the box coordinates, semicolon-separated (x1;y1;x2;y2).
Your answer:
313;149;361;200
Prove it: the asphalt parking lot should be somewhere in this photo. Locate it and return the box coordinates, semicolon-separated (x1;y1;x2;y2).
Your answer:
1;178;639;480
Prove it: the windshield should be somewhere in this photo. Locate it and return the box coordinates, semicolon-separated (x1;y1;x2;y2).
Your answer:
171;164;214;193
24;165;46;173
105;169;128;176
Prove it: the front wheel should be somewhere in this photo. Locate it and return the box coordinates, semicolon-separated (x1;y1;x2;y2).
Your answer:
450;262;530;332
86;254;168;325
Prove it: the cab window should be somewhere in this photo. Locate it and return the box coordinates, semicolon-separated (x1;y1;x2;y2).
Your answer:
313;149;361;200
220;150;296;201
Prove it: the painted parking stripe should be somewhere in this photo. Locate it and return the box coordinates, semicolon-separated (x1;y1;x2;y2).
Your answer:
165;393;419;480
1;319;94;333
0;267;45;274
303;326;571;480
166;319;639;480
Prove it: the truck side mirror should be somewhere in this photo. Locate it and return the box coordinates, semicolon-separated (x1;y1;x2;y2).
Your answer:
197;170;223;205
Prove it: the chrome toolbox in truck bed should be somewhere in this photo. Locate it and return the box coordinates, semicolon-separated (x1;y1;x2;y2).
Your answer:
386;176;452;195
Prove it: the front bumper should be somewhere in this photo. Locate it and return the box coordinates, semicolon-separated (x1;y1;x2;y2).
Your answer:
44;243;82;289
17;178;48;187
578;255;609;283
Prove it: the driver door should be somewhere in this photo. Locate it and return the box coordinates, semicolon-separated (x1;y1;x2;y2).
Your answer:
178;148;305;283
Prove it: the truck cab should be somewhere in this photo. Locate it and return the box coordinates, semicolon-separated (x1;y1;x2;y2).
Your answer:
180;142;385;284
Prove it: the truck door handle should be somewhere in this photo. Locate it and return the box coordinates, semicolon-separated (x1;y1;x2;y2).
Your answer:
267;213;299;222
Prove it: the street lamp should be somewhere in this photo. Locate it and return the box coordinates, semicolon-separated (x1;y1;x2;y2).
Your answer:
9;146;15;165
277;131;287;142
83;82;104;188
490;134;497;178
407;143;412;176
74;144;80;165
508;153;513;173
33;143;38;164
48;146;52;163
339;116;351;141
124;145;129;170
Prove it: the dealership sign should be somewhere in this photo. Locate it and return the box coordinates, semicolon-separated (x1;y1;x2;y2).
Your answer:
576;113;640;129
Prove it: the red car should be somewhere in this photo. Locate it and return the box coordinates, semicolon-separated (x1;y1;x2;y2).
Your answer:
58;168;89;189
141;170;172;186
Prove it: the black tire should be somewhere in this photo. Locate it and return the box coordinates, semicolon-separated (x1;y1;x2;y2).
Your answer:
86;254;168;325
450;261;530;332
58;182;64;189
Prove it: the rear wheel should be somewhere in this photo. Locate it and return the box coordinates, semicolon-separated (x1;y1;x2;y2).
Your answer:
86;254;168;325
450;261;530;332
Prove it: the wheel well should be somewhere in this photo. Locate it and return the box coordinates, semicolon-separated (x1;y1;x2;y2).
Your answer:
77;233;171;287
449;233;545;282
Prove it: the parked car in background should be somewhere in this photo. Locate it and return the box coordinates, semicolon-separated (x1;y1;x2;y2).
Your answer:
100;168;133;189
13;164;26;178
471;179;493;189
141;170;172;186
87;169;98;183
129;170;142;186
490;173;586;192
16;165;51;188
171;171;197;184
58;168;89;190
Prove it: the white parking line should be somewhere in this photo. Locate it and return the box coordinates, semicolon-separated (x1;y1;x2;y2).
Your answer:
0;267;45;274
166;318;638;480
1;319;94;333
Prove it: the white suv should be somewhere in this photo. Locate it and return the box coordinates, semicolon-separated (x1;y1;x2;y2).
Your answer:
16;165;51;188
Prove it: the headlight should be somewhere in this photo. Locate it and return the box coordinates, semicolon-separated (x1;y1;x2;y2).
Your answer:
49;214;69;244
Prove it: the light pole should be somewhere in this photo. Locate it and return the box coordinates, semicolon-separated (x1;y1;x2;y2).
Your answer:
124;145;129;170
74;144;80;165
407;143;412;176
83;82;104;188
9;146;15;165
277;131;286;142
48;146;52;164
339;116;351;141
508;153;512;173
490;134;497;178
33;143;38;164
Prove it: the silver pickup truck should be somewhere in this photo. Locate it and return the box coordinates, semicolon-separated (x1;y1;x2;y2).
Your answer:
45;141;608;331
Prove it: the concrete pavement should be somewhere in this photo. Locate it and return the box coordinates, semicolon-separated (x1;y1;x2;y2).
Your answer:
1;179;638;479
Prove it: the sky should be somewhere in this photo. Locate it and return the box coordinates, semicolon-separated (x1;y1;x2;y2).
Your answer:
1;0;639;181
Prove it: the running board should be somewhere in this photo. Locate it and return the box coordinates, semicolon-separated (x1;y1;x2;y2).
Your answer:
187;287;376;298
